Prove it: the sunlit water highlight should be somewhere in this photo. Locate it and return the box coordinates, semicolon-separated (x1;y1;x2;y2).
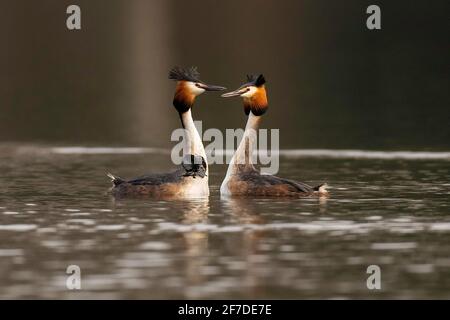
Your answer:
51;147;450;160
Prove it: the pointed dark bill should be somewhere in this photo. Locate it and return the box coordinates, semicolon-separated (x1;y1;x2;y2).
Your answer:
221;88;246;97
197;83;226;91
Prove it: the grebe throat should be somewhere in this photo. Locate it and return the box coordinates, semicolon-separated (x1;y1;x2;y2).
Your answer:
180;109;208;175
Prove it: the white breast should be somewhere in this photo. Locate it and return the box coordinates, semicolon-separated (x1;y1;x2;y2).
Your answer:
220;175;231;196
183;176;210;197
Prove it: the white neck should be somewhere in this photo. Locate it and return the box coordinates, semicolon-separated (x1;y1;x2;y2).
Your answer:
180;109;208;174
226;112;261;175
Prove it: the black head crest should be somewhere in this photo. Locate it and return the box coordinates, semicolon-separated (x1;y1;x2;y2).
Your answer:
246;74;256;82
255;74;266;87
245;74;266;87
169;66;201;82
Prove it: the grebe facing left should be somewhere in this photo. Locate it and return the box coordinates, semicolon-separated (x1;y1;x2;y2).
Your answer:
220;74;328;197
108;66;225;198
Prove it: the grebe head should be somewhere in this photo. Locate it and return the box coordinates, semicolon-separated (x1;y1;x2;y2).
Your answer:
221;74;268;116
169;66;226;113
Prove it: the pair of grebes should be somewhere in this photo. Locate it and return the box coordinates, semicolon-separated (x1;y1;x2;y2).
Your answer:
108;67;328;198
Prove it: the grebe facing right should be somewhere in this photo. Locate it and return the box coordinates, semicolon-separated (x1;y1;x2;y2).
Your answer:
220;74;328;197
108;66;225;198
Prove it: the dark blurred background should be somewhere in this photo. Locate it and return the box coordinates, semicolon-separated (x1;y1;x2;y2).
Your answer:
0;0;448;150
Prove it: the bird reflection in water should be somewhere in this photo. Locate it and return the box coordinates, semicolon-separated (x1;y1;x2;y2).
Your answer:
221;197;269;297
180;199;210;288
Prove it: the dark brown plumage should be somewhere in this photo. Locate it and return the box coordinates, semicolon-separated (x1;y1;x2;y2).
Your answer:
109;170;184;198
108;155;207;198
224;165;326;197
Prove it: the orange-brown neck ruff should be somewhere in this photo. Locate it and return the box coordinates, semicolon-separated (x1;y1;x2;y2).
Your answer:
173;81;196;114
243;86;268;116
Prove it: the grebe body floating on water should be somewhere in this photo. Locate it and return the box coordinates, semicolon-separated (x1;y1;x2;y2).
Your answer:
108;67;225;198
220;74;328;197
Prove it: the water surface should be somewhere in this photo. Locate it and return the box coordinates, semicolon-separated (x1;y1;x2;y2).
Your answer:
0;145;449;299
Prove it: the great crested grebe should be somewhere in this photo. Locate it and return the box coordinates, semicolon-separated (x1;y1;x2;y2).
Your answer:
108;66;225;198
220;74;328;197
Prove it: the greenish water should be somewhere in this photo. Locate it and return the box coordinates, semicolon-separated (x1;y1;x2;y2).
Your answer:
0;145;449;299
